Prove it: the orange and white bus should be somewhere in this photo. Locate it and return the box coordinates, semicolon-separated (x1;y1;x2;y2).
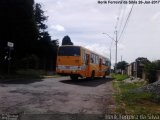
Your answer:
56;45;110;80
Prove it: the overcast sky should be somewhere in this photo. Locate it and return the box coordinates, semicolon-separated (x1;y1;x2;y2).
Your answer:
35;0;160;66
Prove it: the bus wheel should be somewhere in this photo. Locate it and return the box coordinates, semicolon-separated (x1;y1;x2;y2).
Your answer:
103;74;106;78
90;71;95;80
70;75;78;80
103;71;107;78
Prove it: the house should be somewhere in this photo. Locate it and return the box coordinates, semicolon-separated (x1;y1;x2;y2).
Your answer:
127;61;146;79
127;62;134;76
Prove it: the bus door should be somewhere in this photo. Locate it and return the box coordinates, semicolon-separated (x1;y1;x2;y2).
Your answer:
85;54;90;77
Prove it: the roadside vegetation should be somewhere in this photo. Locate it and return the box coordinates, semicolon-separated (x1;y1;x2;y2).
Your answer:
0;69;61;81
0;1;75;80
112;74;128;81
113;74;160;115
145;60;160;83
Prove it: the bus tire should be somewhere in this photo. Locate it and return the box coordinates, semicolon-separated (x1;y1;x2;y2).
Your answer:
70;75;78;80
90;71;95;80
103;74;106;78
103;72;107;78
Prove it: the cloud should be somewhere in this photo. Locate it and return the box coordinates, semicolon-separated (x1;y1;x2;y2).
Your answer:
51;24;65;32
57;1;64;8
118;43;125;50
35;0;160;64
151;12;160;22
85;43;110;58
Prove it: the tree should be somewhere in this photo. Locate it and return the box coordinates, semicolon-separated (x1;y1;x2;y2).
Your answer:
145;60;160;83
62;35;73;45
116;61;128;70
34;3;48;38
0;1;59;73
135;57;150;64
0;0;38;73
34;3;59;70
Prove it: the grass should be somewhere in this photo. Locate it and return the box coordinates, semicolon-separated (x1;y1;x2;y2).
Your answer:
0;69;61;80
113;78;160;115
16;69;46;78
43;74;61;78
16;69;62;79
112;74;129;81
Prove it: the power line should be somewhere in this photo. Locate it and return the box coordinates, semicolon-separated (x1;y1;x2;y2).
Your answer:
110;38;113;48
115;1;123;30
117;4;127;37
118;4;134;41
109;3;123;71
103;2;132;71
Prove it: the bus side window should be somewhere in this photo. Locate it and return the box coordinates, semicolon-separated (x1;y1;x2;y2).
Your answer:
102;58;105;65
96;56;99;64
82;50;85;62
90;53;94;63
105;61;108;66
91;58;94;63
86;54;89;65
93;54;96;63
105;60;110;66
99;59;102;66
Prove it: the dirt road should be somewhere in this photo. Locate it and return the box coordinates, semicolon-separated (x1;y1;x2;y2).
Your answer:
0;77;115;115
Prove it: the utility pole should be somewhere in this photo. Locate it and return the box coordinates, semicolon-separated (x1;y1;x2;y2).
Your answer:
109;48;112;74
121;55;122;62
110;48;111;67
103;32;118;72
115;30;118;72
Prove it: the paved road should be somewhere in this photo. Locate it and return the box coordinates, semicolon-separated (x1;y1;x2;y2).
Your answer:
0;77;115;115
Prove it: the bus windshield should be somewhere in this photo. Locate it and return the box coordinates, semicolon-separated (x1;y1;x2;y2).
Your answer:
58;46;80;56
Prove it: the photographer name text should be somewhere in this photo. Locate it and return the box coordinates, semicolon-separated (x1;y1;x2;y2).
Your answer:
98;0;160;4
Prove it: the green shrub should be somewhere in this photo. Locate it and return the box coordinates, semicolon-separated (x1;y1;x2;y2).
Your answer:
112;74;128;81
16;69;46;78
145;60;160;83
113;81;158;114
